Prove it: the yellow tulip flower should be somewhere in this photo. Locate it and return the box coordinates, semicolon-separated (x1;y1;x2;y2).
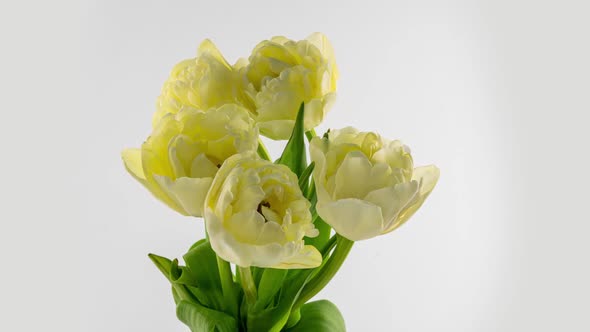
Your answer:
122;104;258;217
310;127;439;241
240;33;339;140
204;153;322;268
153;39;249;127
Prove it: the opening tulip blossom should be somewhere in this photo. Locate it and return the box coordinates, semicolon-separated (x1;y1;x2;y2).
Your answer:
204;153;322;269
240;33;339;140
122;104;258;217
153;39;249;127
310;127;440;241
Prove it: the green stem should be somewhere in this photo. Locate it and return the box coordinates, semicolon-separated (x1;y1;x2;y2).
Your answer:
257;139;272;161
293;235;354;309
238;266;257;306
320;235;338;257
305;128;317;142
216;256;238;316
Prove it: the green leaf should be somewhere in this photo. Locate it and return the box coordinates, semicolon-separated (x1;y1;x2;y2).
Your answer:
182;240;228;312
188;238;208;251
170;259;182;280
171;285;181;304
171;283;200;305
183;240;222;291
298;162;314;194
284;308;301;329
246;269;314;332
164;258;211;307
149;241;240;327
176;300;239;332
257;138;272;161
277;103;306;177
170;264;219;309
284;300;346;332
254;268;288;311
148;253;174;282
252;266;264;288
306;215;331;250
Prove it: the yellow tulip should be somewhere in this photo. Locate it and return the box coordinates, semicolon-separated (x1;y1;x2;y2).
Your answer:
240;33;339;140
153;39;249;127
310;127;439;241
204;153;322;269
122;104;258;217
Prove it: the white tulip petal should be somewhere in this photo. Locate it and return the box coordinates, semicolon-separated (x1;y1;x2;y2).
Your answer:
205;207;252;266
371;140;413;181
190;153;219;178
122;148;146;181
207;135;237;162
368;162;394;190
257;218;287;245
334;150;373;199
328;127;360;143
261;205;281;224
273;245;323;269
123;148;186;215
365;181;420;233
153;175;213;217
226;210;267;244
169;135;207;177
317;198;384;241
232;184;265;213
394;165;440;227
303;95;334;130
257;120;296;141
207;206;320;268
413;165;440;196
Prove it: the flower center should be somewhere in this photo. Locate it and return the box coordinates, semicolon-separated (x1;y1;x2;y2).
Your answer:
256;200;283;224
257;201;271;216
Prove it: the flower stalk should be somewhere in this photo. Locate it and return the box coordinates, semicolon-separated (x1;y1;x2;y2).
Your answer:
293;235;354;310
238;266;257;306
216;255;238;316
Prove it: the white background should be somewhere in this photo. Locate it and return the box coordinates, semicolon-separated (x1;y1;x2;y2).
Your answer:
1;0;589;331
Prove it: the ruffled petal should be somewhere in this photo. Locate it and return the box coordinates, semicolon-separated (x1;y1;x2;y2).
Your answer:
273;245;323;269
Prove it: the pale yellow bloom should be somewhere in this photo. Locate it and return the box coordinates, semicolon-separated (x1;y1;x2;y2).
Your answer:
241;32;339;140
153;39;249;127
122;104;258;217
204;153;322;268
310;127;439;241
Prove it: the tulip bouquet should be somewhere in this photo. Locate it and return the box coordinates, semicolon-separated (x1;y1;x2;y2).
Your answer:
122;33;439;331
